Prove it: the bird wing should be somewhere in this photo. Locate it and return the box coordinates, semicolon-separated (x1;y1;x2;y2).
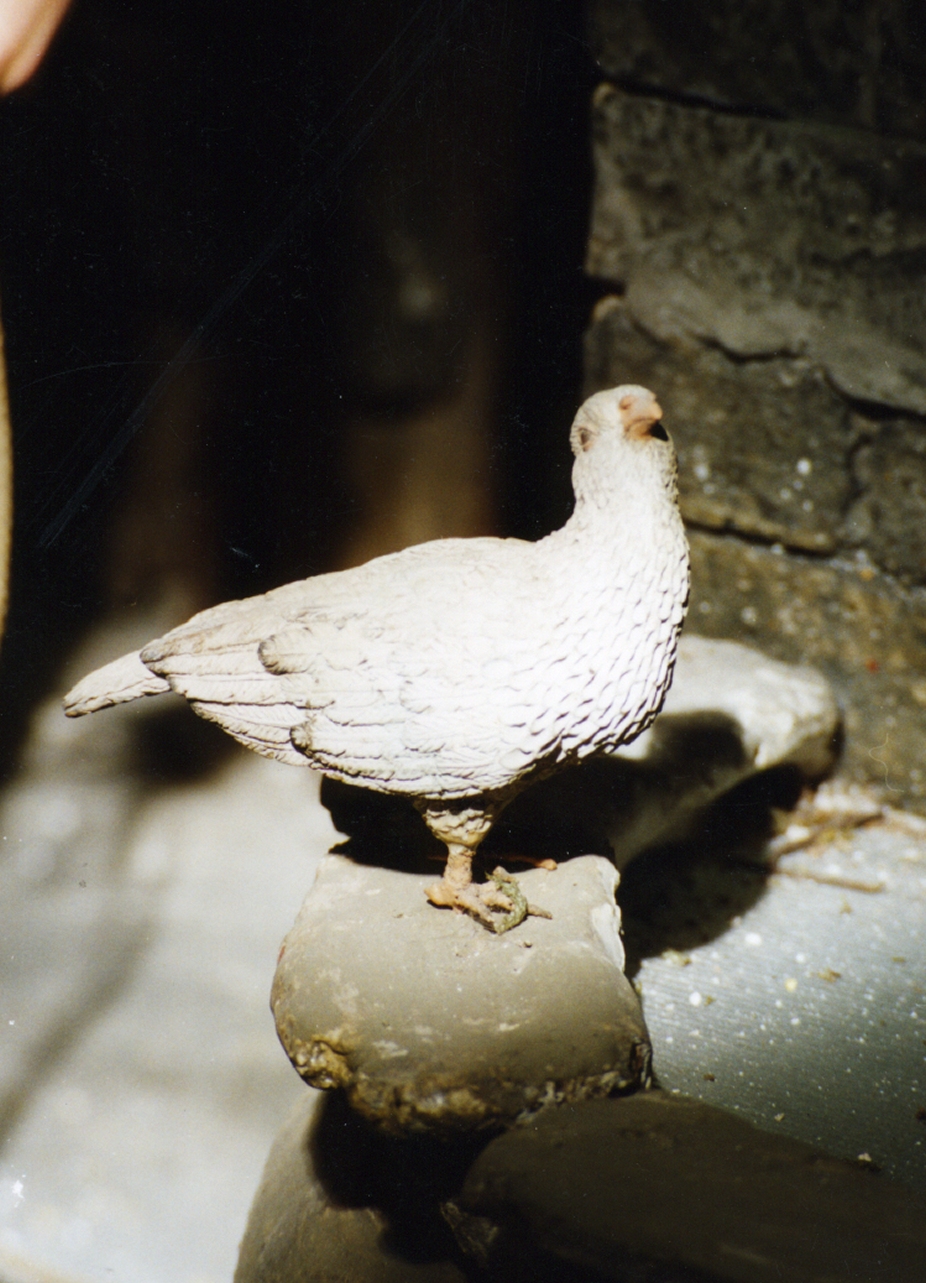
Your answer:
137;536;553;791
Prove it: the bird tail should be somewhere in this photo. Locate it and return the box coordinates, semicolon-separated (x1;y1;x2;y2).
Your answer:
63;650;171;717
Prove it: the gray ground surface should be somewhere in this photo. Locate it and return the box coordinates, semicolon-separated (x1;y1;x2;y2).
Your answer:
0;619;334;1283
632;815;926;1192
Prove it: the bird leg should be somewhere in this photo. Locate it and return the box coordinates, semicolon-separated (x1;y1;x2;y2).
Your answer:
419;801;551;934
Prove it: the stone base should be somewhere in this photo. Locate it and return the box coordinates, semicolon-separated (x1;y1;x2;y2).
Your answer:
234;1090;469;1283
271;854;649;1136
456;1092;926;1281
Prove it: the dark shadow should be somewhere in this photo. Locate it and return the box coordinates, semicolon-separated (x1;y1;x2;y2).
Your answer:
618;765;804;978
321;777;444;873
130;702;239;785
308;1090;714;1281
322;722;809;985
309;1089;491;1267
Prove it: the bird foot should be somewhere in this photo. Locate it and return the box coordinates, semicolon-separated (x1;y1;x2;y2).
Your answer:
425;866;552;934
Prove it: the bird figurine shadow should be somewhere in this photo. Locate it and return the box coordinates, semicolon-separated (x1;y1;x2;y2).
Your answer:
63;385;689;932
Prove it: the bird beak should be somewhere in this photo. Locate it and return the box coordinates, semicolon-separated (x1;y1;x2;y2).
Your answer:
619;389;664;439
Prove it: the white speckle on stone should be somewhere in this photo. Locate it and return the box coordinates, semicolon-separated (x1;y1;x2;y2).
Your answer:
796;458;812;475
745;932;762;947
689;992;703;1007
371;1041;409;1060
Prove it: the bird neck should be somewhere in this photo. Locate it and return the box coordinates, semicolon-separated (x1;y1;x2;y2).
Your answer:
553;439;683;569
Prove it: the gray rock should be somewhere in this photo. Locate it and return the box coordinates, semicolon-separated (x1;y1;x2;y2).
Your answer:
456;1092;926;1281
585;299;852;554
235;1091;467;1283
581;91;926;809
605;635;838;866
587;87;926;418
845;415;926;585
271;855;650;1136
589;0;926;142
687;531;926;808
586;301;926;589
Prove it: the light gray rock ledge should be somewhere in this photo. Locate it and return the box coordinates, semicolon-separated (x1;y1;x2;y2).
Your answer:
606;635;839;866
271;854;649;1136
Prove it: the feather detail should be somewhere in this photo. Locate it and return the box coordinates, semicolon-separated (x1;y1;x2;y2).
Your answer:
63;650;170;716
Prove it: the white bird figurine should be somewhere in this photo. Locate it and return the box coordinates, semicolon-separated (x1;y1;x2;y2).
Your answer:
64;386;689;931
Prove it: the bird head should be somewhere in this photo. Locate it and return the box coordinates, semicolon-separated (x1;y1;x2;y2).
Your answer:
568;384;679;517
569;385;667;455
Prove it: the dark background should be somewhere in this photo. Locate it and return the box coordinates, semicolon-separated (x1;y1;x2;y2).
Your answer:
0;0;597;767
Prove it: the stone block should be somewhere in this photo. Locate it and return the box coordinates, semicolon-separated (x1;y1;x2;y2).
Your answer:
587;87;926;416
456;1091;926;1281
587;300;926;589
589;0;926;141
687;530;926;806
844;413;926;584
271;855;650;1136
585;299;852;552
235;1091;468;1283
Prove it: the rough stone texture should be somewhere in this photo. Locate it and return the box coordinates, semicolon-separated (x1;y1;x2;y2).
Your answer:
586;301;926;584
846;415;926;583
686;532;926;804
586;300;853;553
271;854;650;1136
457;1092;926;1281
590;0;926;141
235;1091;467;1283
588;88;926;417
584;73;926;810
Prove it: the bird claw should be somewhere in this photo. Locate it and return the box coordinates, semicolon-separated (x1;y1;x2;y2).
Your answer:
425;866;552;934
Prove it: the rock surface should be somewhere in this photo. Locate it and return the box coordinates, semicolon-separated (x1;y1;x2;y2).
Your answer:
604;635;837;865
235;1091;468;1283
590;0;926;142
686;533;926;804
271;855;650;1135
587;88;926;419
456;1092;926;1281
583;72;926;810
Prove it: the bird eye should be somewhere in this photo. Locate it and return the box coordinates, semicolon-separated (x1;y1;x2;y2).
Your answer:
650;422;669;442
577;425;595;451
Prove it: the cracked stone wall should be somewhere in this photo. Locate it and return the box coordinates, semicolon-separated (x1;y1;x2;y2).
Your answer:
584;1;926;809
